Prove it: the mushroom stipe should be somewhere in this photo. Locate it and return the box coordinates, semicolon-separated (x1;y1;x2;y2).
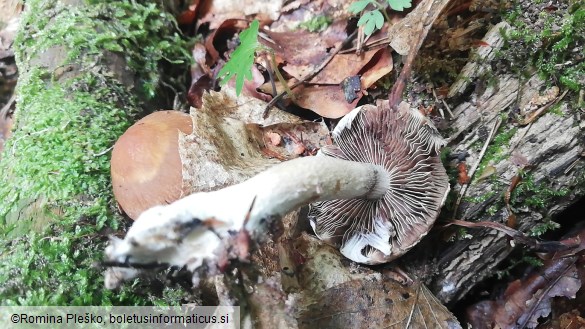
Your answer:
104;101;450;287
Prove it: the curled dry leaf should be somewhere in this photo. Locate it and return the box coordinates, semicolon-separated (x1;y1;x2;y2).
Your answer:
187;42;213;108
284;48;380;85
360;48;393;89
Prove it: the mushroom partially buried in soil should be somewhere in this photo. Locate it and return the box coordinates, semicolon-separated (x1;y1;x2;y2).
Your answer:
105;101;450;282
110;110;193;220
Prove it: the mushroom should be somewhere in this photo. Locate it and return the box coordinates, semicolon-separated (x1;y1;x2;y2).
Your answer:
308;101;449;264
105;101;449;283
111;110;193;220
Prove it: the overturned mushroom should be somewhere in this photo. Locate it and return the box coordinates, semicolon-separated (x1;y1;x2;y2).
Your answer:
309;101;449;264
105;101;449;283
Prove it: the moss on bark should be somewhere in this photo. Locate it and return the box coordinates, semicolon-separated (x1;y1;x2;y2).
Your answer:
0;0;189;305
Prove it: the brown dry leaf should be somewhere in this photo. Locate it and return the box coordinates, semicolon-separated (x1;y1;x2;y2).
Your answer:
179;88;329;193
540;310;585;329
293;84;359;118
467;227;585;329
499;264;581;329
297;276;461;329
457;161;469;184
204;19;250;63
198;0;284;29
262;29;332;76
360;48;393;89
187;42;213;108
286;49;379;84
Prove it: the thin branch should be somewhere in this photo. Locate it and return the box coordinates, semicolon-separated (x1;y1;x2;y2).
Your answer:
451;117;502;220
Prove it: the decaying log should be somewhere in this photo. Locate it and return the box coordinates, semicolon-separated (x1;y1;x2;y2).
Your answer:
414;72;584;304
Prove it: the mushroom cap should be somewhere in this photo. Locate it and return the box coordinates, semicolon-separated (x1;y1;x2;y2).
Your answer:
308;101;449;264
111;111;193;220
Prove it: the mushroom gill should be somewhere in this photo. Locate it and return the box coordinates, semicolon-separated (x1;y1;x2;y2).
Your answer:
309;101;449;264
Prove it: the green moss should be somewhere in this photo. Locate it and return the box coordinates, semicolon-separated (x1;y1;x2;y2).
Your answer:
529;220;561;237
298;15;332;32
463;190;496;203
494;254;544;280
511;173;570;210
504;3;585;92
0;0;190;305
474;125;517;180
486;204;500;216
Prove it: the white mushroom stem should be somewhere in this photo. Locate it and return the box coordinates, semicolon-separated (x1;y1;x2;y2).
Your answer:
173;155;389;230
105;155;390;283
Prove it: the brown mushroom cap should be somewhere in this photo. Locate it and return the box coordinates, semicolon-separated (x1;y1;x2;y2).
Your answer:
308;101;449;264
111;111;193;220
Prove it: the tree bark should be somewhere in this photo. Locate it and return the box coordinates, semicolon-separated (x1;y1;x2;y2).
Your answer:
406;72;584;304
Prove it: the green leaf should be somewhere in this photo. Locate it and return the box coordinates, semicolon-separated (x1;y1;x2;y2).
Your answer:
218;20;260;96
349;0;375;14
387;0;412;11
357;10;384;36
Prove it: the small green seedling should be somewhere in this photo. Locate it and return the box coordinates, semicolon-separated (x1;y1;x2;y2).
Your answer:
218;20;293;99
218;20;261;96
350;0;412;36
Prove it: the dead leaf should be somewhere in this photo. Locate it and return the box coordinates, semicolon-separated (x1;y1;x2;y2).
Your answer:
293;84;359;118
457;161;470;184
262;29;332;76
360;48;393;89
467;227;585;329
187;42;213;108
286;49;379;84
204;19;249;63
297;278;462;329
476;165;496;182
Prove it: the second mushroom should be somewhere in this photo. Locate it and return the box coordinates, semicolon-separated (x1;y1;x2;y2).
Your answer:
105;100;450;281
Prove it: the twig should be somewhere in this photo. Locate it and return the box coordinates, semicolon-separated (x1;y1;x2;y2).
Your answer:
0;94;15;118
444;220;578;253
519;89;568;126
339;36;389;54
451;117;502;220
262;30;358;118
92;146;113;157
432;88;454;118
